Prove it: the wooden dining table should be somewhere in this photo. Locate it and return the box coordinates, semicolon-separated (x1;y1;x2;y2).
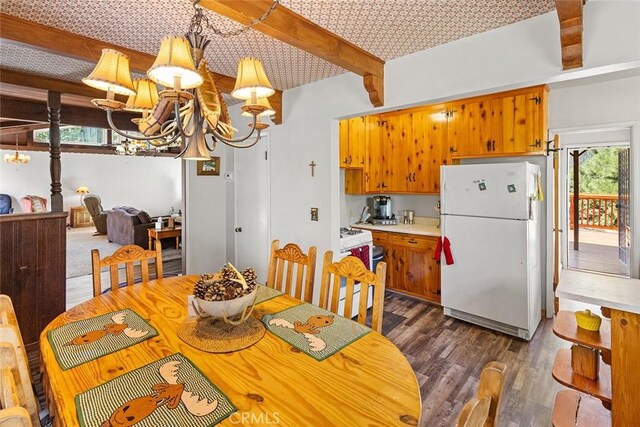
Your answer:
40;275;422;426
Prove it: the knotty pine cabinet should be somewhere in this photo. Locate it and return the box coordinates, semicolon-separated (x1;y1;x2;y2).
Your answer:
372;231;441;304
342;85;548;195
339;116;366;168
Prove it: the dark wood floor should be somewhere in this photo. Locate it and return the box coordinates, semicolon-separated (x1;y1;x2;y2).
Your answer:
382;291;563;427
30;284;563;426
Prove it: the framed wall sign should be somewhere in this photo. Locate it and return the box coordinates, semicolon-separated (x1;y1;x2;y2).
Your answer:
196;157;220;176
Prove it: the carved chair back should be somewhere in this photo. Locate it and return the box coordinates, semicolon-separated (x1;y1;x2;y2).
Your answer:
266;240;317;303
91;243;163;297
456;361;507;427
319;251;387;333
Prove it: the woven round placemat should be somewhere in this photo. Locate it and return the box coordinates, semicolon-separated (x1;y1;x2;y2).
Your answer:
177;316;266;353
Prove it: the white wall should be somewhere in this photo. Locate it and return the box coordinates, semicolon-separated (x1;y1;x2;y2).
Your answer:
191;0;640;305
0;150;181;216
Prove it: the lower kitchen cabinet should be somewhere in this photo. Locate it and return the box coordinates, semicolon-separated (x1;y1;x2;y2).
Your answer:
372;231;441;303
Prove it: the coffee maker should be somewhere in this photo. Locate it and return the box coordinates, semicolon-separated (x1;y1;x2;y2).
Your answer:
368;196;397;225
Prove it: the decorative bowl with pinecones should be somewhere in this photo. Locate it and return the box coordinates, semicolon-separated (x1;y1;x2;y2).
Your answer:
193;263;259;324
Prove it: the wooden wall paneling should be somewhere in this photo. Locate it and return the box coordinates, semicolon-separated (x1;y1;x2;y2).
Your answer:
348;116;366;168
339;119;349;168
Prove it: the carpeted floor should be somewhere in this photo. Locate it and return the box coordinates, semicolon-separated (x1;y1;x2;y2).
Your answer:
66;227;182;278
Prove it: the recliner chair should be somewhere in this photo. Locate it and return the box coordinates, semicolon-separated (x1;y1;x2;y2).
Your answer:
0;194;13;214
83;193;108;234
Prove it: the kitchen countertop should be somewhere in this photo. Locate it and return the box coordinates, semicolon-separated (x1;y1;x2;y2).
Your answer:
352;220;441;237
557;269;640;314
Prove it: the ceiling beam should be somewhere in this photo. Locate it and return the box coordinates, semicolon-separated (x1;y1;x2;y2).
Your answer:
199;0;385;107
0;122;48;136
0;96;138;131
0;13;284;123
0;69;106;99
555;0;584;70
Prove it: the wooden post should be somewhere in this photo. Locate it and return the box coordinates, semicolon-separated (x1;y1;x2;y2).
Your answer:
572;150;580;250
48;91;63;212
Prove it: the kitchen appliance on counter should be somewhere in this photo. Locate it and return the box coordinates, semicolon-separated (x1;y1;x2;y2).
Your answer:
338;227;374;315
440;162;542;340
368;196;397;225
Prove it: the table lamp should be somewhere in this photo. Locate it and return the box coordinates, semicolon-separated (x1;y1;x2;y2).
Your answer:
75;186;90;205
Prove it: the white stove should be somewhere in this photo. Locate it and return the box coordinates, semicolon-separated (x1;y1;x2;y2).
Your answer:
339;227;373;252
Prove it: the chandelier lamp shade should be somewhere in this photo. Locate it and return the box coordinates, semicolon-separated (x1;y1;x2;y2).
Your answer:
125;79;160;113
82;49;136;98
147;36;203;90
83;1;280;160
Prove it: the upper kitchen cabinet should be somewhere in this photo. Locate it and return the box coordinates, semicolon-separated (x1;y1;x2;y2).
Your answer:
341;85;548;195
339;116;366;169
449;85;548;157
411;107;449;193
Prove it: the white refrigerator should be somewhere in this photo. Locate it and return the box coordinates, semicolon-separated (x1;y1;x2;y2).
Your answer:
440;162;542;340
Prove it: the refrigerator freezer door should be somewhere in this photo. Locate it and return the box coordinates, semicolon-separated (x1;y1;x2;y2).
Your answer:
441;163;530;220
441;215;530;329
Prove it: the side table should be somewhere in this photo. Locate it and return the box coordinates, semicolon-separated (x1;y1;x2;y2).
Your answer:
147;227;181;251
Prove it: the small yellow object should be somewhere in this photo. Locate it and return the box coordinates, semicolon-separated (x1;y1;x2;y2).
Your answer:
575;309;602;331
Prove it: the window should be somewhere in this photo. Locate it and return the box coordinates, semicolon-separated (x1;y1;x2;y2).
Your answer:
33;126;108;146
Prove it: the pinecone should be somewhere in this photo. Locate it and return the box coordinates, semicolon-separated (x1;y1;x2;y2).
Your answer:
242;268;258;286
203;286;218;301
220;265;237;280
193;281;210;299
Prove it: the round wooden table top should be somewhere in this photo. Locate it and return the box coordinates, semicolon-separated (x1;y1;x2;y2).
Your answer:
40;276;422;426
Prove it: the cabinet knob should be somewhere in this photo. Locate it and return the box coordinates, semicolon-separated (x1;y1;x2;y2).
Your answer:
492;140;496;151
408;239;418;244
348;155;352;164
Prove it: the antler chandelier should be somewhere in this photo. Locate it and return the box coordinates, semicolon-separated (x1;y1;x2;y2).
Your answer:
82;0;279;160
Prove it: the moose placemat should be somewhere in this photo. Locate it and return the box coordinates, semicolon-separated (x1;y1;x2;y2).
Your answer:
262;303;371;361
75;353;236;427
47;309;158;370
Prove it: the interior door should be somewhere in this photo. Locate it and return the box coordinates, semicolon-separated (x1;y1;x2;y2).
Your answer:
234;133;270;282
618;147;630;270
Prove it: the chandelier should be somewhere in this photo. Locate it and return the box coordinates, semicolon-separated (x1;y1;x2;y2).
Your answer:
82;0;279;161
4;137;30;164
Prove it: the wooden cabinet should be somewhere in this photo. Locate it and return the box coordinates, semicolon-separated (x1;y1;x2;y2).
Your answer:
0;212;67;351
342;85;548;195
339;116;366;169
372;230;440;303
70;205;93;227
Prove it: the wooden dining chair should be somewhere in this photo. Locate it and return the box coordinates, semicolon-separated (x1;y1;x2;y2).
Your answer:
319;251;387;333
91;243;164;297
266;240;317;303
0;344;36;426
0;295;39;425
456;361;507;427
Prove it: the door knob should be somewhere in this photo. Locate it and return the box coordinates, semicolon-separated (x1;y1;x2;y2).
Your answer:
235;227;242;232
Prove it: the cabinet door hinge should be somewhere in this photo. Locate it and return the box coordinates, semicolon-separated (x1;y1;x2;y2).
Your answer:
530;96;541;105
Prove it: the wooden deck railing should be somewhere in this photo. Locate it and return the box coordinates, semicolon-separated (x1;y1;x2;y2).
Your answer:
569;193;618;230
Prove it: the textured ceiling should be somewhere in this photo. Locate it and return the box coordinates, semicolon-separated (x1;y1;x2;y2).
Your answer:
0;0;556;92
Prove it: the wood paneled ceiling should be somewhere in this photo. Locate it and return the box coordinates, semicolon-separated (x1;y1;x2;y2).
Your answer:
0;0;556;94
